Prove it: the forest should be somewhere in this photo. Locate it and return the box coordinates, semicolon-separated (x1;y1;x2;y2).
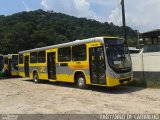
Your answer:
0;9;138;54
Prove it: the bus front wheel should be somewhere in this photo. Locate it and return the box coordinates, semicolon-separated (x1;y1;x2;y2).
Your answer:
76;74;88;89
33;73;40;83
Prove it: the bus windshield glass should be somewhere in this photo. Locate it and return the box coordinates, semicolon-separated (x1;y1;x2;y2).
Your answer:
104;38;132;73
0;56;3;71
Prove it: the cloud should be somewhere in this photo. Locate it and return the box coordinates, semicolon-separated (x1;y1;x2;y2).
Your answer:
22;1;31;12
107;8;122;26
125;0;159;32
107;0;160;32
40;0;53;11
73;0;97;19
40;0;98;20
40;0;160;32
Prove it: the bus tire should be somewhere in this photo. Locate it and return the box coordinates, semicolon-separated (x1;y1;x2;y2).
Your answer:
33;73;40;83
76;74;88;89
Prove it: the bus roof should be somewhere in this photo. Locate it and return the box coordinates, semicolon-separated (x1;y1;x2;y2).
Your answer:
4;54;18;58
19;36;121;54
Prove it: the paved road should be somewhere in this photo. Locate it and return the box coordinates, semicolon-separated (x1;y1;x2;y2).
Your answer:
0;78;160;114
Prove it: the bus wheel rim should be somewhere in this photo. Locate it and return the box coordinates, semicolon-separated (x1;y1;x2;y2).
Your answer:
78;77;85;87
34;75;38;82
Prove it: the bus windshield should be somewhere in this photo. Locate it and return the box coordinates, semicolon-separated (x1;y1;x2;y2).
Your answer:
104;38;132;73
0;56;3;71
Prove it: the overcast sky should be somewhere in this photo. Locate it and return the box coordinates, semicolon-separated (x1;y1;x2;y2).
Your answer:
0;0;159;32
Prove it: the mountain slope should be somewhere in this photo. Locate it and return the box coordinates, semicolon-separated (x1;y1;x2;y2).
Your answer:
0;9;138;54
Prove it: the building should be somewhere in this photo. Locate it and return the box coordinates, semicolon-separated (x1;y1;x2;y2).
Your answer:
131;29;160;87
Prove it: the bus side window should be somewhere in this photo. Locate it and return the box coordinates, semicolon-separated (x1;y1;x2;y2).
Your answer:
97;47;105;61
30;52;38;63
38;51;46;63
72;44;86;61
58;47;71;62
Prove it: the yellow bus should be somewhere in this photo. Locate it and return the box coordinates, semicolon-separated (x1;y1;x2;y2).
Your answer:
4;54;19;77
18;37;133;88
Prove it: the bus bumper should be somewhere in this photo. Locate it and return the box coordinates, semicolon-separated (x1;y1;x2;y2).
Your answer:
106;76;133;87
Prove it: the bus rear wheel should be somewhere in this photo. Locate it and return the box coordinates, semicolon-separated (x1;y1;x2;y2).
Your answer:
33;73;40;83
76;74;88;89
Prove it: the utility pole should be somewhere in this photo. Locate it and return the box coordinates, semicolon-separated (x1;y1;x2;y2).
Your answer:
137;30;140;50
121;0;127;43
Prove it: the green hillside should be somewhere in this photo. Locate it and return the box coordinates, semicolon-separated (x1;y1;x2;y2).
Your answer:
0;9;138;54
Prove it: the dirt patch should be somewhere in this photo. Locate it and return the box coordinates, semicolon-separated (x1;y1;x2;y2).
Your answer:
0;78;160;114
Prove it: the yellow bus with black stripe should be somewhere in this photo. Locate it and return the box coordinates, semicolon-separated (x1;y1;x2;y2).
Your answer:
18;37;133;88
3;54;19;77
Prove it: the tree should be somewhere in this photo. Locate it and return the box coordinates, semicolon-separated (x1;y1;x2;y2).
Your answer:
0;9;137;54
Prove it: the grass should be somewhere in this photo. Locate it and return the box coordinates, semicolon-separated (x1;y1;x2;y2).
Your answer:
147;80;160;88
129;79;160;88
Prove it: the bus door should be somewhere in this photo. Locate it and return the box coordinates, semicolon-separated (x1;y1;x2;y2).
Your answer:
8;58;12;77
24;56;29;77
12;55;18;73
47;52;56;80
89;47;106;85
